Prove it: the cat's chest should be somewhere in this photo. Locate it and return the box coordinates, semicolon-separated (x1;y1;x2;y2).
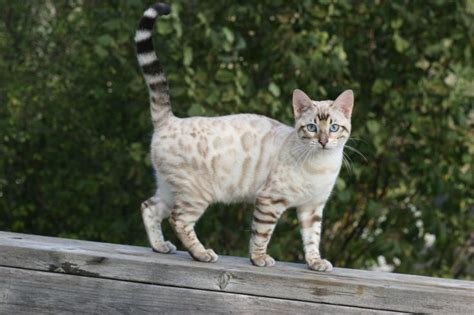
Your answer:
297;150;341;180
299;164;340;197
273;152;342;206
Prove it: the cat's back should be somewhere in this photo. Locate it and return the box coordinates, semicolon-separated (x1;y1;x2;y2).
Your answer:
152;113;289;154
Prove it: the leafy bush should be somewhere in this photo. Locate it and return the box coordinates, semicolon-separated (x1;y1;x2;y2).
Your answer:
1;0;472;279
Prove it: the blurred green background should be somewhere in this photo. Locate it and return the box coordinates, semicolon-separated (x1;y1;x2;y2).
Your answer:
1;0;473;279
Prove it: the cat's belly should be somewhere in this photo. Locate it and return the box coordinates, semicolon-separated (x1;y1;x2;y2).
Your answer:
211;154;272;203
189;149;272;203
157;148;274;204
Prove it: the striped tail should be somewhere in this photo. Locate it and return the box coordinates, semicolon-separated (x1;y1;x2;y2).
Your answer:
135;3;173;126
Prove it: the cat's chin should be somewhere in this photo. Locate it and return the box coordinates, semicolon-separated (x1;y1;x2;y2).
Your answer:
312;145;340;152
305;140;343;152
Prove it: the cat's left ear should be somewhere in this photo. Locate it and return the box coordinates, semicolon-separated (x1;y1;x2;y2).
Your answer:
332;90;354;118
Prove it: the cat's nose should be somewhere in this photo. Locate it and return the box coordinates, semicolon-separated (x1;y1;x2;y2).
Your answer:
318;138;328;148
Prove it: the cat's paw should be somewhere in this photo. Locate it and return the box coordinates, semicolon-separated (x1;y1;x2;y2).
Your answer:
251;254;276;267
307;258;333;272
191;248;219;263
152;241;177;254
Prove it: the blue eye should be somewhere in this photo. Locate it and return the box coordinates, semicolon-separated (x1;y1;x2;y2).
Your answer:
329;124;340;132
306;123;318;132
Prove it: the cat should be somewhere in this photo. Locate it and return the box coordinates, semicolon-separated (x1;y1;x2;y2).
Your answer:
135;2;354;272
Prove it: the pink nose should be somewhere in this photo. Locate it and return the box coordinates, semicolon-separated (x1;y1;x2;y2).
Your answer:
318;138;328;147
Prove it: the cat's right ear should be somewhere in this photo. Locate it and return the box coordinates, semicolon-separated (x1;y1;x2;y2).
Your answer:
292;89;313;119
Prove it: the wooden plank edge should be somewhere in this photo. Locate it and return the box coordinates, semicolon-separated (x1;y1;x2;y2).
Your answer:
0;266;407;315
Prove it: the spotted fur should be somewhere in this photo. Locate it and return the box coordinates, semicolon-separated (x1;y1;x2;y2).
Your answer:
136;3;354;271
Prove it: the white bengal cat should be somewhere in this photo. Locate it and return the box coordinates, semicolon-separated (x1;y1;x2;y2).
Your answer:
135;3;354;271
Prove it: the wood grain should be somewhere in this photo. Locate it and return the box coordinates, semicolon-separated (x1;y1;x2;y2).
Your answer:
0;267;402;314
0;232;472;314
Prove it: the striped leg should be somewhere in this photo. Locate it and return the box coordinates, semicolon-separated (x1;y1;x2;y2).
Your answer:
141;195;176;254
297;205;333;272
249;197;287;267
169;200;218;263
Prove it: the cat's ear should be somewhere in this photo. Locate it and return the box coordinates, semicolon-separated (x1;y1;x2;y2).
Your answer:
292;89;313;119
332;90;354;118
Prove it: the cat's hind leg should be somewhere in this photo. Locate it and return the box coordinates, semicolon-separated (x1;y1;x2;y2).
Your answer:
169;199;218;263
141;195;176;254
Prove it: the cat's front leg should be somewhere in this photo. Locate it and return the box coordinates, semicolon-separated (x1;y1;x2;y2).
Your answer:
249;196;287;267
297;205;333;272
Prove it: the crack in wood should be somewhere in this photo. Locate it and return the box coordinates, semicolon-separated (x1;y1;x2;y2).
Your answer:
48;262;100;277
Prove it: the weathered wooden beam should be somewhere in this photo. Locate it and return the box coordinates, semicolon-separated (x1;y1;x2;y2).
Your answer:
0;232;472;314
0;267;399;314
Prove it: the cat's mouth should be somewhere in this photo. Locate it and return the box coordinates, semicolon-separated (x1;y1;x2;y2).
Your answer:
309;141;336;150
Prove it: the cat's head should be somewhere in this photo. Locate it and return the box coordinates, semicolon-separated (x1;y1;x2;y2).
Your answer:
292;89;353;150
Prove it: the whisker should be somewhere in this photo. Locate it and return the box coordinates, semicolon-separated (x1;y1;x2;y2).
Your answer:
302;147;314;165
299;147;311;166
343;150;353;161
288;145;308;163
348;137;368;145
342;151;353;173
289;145;307;160
300;145;316;167
292;146;305;166
345;144;368;162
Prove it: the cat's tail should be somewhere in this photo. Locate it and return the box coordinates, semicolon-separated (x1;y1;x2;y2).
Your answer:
135;3;173;126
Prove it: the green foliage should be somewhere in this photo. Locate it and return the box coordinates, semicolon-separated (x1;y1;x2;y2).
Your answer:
1;0;472;279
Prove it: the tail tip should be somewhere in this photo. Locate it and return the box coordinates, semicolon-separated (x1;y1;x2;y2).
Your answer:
153;3;171;16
